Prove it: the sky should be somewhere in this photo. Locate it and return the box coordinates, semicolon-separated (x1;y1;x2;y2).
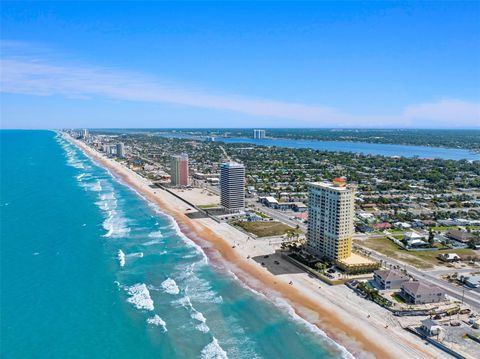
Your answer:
1;1;479;129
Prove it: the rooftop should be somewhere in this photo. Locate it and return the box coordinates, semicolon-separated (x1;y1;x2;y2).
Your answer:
402;281;444;295
339;252;376;265
374;269;409;282
221;162;244;168
308;181;355;192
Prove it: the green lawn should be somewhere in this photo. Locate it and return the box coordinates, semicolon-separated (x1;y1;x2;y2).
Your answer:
391;293;406;303
197;203;219;209
355;236;479;269
431;226;461;232
234;221;301;237
253;210;270;219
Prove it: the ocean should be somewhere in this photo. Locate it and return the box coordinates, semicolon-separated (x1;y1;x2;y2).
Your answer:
0;130;348;359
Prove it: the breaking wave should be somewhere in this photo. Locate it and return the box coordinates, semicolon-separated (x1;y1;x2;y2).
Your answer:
147;314;167;332
126;283;154;311
161;278;180;295
117;249;126;267
201;338;228;359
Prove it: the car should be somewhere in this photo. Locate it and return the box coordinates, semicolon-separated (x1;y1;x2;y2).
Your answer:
327;268;335;274
263;255;269;258
274;260;280;265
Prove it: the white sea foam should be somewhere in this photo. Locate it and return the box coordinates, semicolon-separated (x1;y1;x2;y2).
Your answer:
148;231;163;238
141;239;162;246
147;314;167;332
273;297;355;359
91;180;102;192
201;338;228;359
180;266;222;304
127;252;144;258
117;249;126;267
144;200;208;263
175;293;211;333
196;322;210;333
103;211;130;238
191;310;210;333
161;278;180;295
191;310;206;323
126;283;154;311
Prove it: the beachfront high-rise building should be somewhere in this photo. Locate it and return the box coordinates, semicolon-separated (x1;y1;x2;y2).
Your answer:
220;162;245;210
116;143;125;158
253;129;266;139
82;129;89;140
170;154;189;186
306;178;356;261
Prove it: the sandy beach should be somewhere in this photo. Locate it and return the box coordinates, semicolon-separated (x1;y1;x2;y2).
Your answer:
66;135;448;359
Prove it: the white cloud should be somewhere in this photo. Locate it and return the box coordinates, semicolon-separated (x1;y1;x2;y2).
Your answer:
1;43;479;128
404;99;480;127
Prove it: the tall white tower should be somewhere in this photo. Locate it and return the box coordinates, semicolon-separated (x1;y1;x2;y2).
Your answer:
220;162;245;210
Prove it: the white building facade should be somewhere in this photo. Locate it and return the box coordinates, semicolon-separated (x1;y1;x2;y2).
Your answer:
220;162;245;210
253;129;266;139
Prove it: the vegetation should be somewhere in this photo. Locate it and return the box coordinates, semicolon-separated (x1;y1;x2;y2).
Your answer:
197;204;219;209
233;221;301;237
357;282;392;308
155;128;480;151
356;237;479;269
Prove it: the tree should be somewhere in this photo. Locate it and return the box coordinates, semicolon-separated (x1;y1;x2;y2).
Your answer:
428;229;435;246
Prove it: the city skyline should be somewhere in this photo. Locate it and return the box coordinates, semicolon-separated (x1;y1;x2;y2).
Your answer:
1;1;479;129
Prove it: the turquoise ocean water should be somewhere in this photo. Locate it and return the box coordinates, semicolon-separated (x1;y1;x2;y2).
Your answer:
0;130;348;359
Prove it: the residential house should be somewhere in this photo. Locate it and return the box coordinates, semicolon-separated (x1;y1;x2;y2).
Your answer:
400;282;446;304
446;230;475;244
373;270;410;290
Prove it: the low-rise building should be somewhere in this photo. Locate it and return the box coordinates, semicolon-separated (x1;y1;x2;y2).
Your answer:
421;319;442;336
372;222;392;231
446;230;475;243
373;269;410;290
400;282;446;304
404;231;428;247
438;253;461;262
460;275;480;288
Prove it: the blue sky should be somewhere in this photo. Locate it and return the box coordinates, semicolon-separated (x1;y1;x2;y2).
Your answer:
1;1;479;129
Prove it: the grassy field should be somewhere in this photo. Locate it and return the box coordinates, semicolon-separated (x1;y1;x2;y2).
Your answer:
234;221;301;237
356;236;479;269
197;204;219;209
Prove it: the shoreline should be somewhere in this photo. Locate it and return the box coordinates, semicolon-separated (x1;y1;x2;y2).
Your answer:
64;134;445;359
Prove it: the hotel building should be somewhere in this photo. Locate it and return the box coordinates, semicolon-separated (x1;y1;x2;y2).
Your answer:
170;154;189;186
306;178;356;261
220;162;245;210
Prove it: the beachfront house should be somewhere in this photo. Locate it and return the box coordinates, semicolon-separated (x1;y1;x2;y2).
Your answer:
373;269;410;290
400;282;446;304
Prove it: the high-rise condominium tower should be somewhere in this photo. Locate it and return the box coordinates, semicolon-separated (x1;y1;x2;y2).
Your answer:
306;178;356;261
253;129;266;139
116;143;125;158
220;162;245;210
170;154;189;186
